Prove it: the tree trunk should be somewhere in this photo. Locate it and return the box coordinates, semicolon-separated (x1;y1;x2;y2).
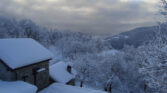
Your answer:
80;81;83;87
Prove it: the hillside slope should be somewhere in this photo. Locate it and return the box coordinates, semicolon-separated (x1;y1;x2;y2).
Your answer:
104;26;159;49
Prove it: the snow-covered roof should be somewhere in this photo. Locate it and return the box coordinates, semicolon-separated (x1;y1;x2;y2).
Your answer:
0;38;53;69
49;61;76;84
0;80;37;93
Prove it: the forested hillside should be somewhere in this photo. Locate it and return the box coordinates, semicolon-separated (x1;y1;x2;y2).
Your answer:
105;24;167;49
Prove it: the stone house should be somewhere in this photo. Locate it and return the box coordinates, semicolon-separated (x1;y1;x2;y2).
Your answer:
0;38;53;90
49;61;77;86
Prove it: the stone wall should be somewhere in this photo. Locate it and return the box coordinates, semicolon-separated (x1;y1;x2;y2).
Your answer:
15;64;34;84
34;61;50;90
66;78;75;86
15;60;50;90
0;62;16;81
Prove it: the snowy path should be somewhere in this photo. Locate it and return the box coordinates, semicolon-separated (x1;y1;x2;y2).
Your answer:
39;83;106;93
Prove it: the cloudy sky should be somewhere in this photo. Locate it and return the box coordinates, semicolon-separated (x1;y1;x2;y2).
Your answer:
0;0;161;36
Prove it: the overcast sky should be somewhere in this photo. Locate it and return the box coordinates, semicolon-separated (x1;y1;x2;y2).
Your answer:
0;0;161;36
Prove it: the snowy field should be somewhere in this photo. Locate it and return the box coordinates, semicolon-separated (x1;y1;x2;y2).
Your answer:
39;83;106;93
0;80;37;93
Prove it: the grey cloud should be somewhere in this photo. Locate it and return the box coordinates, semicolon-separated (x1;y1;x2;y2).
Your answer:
0;0;160;36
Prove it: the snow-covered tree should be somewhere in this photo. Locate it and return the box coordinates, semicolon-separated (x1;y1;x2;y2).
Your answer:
137;1;167;92
138;40;167;93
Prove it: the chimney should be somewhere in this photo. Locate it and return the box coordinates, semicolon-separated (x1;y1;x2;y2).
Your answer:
67;65;72;74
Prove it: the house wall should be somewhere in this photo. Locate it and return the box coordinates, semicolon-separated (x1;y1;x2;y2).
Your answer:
66;78;75;86
34;61;50;90
0;62;16;81
15;60;50;90
15;64;34;84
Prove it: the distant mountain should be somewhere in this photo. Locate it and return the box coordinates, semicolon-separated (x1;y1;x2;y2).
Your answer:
104;25;161;49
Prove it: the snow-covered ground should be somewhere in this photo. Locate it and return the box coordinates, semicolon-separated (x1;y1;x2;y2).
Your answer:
0;80;37;93
39;83;106;93
99;49;118;56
